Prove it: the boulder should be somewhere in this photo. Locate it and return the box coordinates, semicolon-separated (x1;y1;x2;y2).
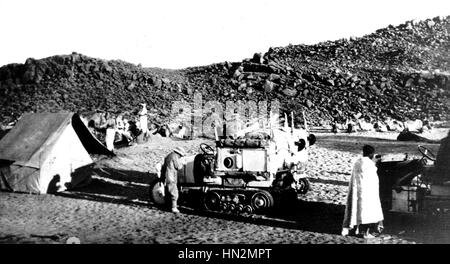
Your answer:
263;79;275;93
251;53;264;64
282;88;297;97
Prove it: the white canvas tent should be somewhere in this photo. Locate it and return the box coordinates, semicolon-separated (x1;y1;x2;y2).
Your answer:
0;112;113;194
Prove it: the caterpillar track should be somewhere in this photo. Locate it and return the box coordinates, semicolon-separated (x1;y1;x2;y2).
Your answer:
194;187;274;214
151;177;310;216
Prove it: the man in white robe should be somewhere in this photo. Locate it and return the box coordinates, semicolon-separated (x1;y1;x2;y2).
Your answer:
139;103;150;139
105;113;116;152
342;145;384;238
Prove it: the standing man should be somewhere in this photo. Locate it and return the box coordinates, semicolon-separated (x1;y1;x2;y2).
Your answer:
161;147;186;213
139;103;149;140
105;113;116;152
342;145;384;238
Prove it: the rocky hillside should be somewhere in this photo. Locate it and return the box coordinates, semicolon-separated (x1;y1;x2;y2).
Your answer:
1;16;449;127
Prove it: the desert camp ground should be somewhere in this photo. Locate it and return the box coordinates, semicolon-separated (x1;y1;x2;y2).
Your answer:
0;114;449;244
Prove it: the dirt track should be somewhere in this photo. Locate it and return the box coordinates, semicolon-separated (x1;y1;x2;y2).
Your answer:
1;130;449;244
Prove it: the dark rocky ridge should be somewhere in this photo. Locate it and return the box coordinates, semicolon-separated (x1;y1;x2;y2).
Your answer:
1;16;449;127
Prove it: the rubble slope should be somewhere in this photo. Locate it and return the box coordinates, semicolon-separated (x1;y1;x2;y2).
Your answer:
0;16;449;127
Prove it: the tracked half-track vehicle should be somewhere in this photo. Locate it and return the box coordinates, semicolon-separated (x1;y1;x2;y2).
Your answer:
150;126;316;214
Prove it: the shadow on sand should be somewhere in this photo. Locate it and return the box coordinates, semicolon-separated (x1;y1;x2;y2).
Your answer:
58;165;450;243
270;200;346;235
58;166;158;208
309;177;349;186
178;195;347;236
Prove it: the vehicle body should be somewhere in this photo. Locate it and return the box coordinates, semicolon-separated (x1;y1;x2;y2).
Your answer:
150;123;315;214
378;130;450;215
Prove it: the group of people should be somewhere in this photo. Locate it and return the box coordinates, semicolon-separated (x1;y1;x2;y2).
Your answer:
88;111;138;152
88;103;176;152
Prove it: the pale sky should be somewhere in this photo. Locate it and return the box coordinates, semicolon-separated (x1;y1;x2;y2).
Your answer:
0;0;449;69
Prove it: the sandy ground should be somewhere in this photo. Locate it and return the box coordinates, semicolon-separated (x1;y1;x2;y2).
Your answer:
1;129;449;244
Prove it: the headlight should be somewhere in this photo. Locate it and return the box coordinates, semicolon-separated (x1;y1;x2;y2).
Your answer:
224;157;234;169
